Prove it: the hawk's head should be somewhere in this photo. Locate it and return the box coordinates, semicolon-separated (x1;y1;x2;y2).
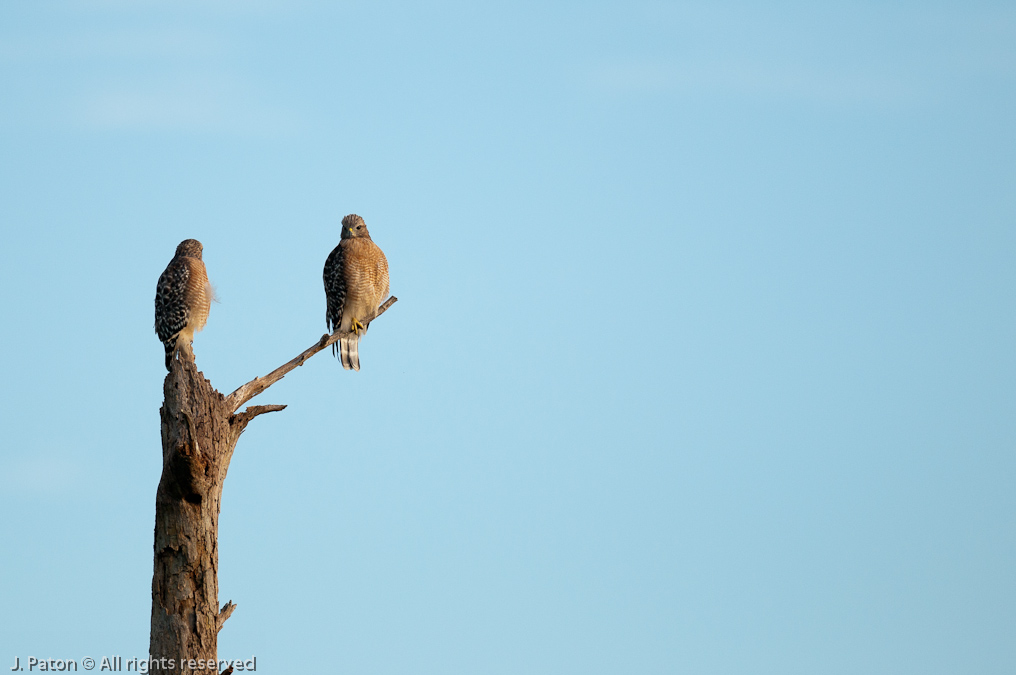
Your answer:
175;239;203;258
340;214;371;240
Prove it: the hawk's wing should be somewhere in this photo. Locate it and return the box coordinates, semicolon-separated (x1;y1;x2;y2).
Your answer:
155;258;191;343
323;243;347;333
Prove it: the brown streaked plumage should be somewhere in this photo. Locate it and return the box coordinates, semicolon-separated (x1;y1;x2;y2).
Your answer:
155;239;213;370
323;214;390;371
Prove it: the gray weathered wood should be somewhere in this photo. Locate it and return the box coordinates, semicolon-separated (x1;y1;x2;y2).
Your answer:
150;297;396;674
151;357;240;673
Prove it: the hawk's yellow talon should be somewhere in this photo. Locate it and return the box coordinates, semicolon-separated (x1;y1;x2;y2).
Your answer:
351;317;365;335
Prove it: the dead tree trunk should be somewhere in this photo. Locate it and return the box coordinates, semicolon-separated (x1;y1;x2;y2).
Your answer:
151;358;243;673
149;297;397;674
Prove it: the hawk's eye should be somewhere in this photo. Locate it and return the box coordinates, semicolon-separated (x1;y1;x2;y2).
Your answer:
356;226;361;230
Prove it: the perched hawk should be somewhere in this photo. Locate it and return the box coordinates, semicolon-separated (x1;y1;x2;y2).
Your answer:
155;239;213;371
323;214;390;371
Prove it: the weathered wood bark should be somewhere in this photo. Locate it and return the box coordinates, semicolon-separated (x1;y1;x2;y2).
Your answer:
150;358;257;673
150;297;397;674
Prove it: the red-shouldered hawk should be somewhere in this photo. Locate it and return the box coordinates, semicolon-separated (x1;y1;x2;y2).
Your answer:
323;214;390;371
155;239;213;371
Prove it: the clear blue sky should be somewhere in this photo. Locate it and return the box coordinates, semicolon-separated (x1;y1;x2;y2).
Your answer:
1;1;1014;673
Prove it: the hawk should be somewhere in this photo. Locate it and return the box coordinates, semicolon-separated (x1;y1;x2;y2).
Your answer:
155;239;213;371
323;214;390;371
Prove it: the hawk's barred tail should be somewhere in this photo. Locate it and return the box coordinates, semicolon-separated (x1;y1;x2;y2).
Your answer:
339;335;361;371
163;338;177;371
349;335;360;371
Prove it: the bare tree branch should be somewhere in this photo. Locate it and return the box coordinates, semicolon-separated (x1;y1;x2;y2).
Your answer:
217;601;236;633
230;404;287;433
225;296;398;413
